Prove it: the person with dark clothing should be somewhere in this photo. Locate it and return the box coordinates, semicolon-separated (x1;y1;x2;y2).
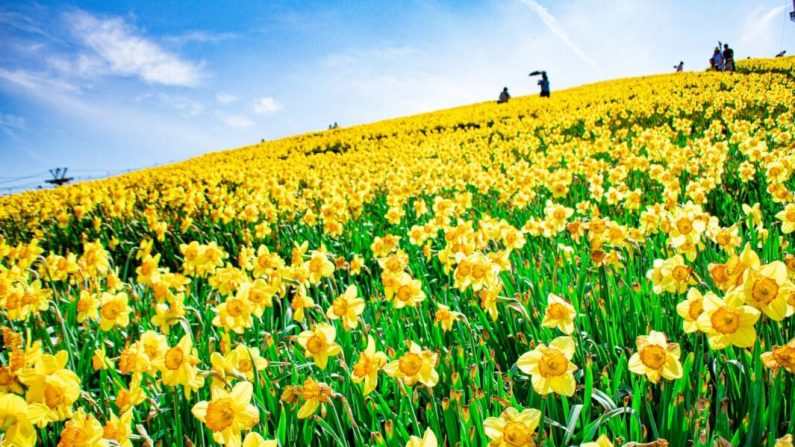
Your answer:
497;87;511;104
674;61;684;72
723;44;735;71
538;72;550;98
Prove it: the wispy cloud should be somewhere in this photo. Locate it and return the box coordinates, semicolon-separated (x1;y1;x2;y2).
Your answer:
164;30;237;47
139;93;204;117
519;0;601;74
0;113;26;139
739;4;788;49
253;96;281;115
0;67;79;93
216;93;238;104
64;10;204;86
0;114;25;130
220;113;254;129
0;9;49;36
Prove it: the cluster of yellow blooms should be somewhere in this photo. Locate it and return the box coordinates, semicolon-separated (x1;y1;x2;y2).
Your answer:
1;57;795;446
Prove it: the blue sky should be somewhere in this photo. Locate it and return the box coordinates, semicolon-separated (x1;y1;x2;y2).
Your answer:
0;0;792;191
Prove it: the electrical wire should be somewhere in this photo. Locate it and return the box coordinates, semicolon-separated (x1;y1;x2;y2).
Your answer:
0;172;49;185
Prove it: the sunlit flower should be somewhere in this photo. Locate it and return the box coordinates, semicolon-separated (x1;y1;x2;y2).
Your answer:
326;285;365;330
516;336;578;396
212;293;255;334
434;304;462;332
761;337;795;374
305;251;335;285
541;293;577;335
646;255;697;294
351;335;387;395
676;288;707;333
0;393;36;447
776;434;794;447
210;344;269;391
290;288;315;323
349;255;364;276
742;261;795;320
406;427;438;447
383;341;439;387
18;350;81;427
297;323;342;370
297;377;334;419
152;334;205;398
390;273;427;309
696;288;761;349
775;203;795;234
75;290;99;324
57;408;104;446
115;374;146;412
243;432;279;447
192;381;260;446
581;434;614;447
628;330;683;383
102;410;133;447
98;291;132;331
483;407;541;447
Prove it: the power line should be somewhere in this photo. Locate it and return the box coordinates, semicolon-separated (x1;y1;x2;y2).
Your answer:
0;172;48;185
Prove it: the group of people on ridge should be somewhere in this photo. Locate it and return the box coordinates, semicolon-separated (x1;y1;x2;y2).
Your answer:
710;43;735;71
499;41;737;105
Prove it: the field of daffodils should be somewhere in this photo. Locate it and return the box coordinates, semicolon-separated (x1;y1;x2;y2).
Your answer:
0;56;794;446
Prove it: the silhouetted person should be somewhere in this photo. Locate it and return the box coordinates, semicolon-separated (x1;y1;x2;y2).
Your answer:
538;72;550;98
723;44;735;71
674;61;684;72
497;87;511;104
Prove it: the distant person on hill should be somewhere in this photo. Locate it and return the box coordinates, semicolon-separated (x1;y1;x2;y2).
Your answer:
538;72;550;98
710;47;724;71
528;70;551;97
497;87;511;104
723;44;735;71
674;61;684;72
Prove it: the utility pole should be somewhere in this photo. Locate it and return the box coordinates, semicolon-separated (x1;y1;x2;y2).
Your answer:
45;167;74;187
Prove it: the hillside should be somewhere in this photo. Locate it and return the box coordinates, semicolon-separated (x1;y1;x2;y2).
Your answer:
0;56;794;446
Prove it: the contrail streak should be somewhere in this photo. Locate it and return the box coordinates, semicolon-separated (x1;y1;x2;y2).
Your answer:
520;0;602;74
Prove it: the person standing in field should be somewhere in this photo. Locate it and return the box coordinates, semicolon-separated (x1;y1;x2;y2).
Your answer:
497;87;511;104
538;72;550;98
710;47;724;71
723;44;735;71
674;61;684;72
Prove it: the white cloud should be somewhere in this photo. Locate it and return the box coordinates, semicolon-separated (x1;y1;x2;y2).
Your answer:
216;93;238;104
221;114;254;129
253;96;281;115
64;10;204;86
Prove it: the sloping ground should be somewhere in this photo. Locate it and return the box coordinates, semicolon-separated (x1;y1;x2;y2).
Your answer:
0;57;793;446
